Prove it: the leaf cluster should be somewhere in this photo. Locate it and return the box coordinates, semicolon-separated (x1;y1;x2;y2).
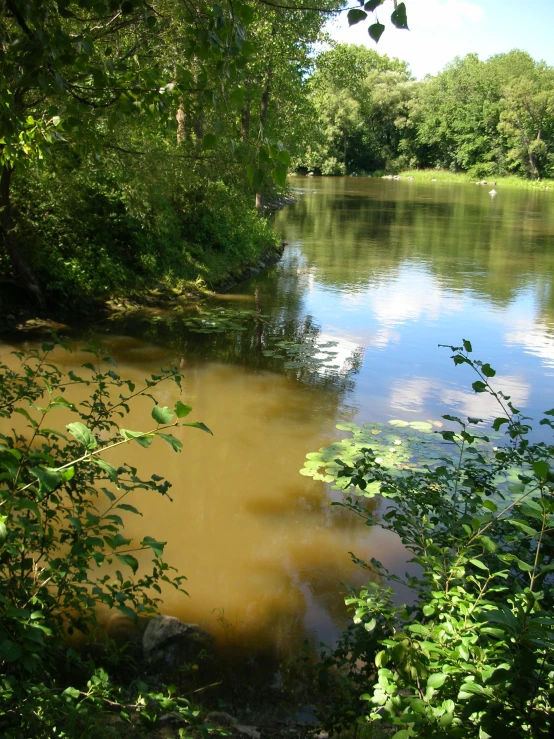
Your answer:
307;342;554;737
0;334;214;736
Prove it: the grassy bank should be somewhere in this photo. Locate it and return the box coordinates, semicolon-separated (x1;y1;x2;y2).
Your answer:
398;169;554;190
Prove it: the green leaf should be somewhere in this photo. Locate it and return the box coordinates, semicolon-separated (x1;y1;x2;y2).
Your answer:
0;521;6;547
51;396;76;411
183;421;213;435
174;401;192;418
365;0;384;10
63;685;81;700
482;609;519;630
117;504;142;515
391;2;409;29
462;339;472;353
533;460;550;479
116;553;139;574
492;417;508;431
472;381;487;393
348;8;367;25
116;605;137;623
481;363;496;378
0;640;22;662
30;466;61;493
152;405;174;425
202;133;217;150
427;673;447;689
141;536;166;557
120;429;154;448
364;617;377;632
67;422;97;450
469;558;489;571
229;88;245;107
94;458;118;482
368;22;385;42
272;163;288;188
14;407;38;428
14;498;41;519
158;433;183;453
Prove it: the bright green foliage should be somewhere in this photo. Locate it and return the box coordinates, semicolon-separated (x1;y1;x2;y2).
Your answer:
499;63;554;179
296;44;416;174
413;50;554;179
0;335;217;736
307;344;554;737
300;45;554;180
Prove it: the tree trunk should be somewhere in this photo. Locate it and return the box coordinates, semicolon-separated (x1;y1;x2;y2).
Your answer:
0;164;44;306
242;98;251;139
259;62;272;130
256;59;273;211
176;103;187;144
193;111;204;146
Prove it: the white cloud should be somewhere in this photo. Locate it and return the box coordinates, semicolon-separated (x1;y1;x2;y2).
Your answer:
505;321;554;369
317;331;364;373
441;375;530;420
367;266;464;326
388;373;530;421
390;376;437;413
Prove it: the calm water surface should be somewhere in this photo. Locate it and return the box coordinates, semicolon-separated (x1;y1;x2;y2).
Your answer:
3;176;554;659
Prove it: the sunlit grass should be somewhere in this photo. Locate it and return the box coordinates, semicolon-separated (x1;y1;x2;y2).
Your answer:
398;169;554;191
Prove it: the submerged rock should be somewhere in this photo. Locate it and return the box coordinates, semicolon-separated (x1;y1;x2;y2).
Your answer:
142;615;214;667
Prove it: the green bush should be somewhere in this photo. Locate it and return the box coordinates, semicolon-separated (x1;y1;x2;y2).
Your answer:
0;336;218;737
320;158;347;176
304;342;554;738
10;153;279;304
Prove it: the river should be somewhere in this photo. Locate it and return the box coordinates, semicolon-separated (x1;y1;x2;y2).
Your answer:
3;175;554;665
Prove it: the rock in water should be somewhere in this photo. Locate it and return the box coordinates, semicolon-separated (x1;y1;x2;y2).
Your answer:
142;615;213;667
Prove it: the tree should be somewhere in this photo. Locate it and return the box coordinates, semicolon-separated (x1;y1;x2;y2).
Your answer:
499;64;554;179
299;44;413;173
0;0;265;301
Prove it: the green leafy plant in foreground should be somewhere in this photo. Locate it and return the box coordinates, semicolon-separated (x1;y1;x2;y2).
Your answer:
0;336;217;737
308;341;554;738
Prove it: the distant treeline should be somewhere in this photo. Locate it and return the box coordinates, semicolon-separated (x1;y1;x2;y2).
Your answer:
296;45;554;180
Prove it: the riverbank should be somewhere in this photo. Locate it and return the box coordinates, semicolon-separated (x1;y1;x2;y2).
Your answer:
0;240;286;335
398;169;554;190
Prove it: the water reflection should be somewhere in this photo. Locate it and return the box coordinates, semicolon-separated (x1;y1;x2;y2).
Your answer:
3;177;554;661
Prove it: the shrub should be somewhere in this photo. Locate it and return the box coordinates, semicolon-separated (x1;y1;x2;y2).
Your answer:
0;335;217;737
321;158;347;176
10;153;279;304
304;341;554;738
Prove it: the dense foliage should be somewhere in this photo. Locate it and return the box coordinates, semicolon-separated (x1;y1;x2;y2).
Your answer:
297;45;554;179
0;335;218;736
304;342;554;737
0;0;341;306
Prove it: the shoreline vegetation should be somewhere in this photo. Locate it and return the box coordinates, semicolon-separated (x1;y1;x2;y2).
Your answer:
396;169;554;190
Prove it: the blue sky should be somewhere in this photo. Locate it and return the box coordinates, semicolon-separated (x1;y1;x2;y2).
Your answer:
328;0;554;79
